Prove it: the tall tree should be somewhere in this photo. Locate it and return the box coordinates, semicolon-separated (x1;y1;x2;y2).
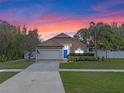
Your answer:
0;20;41;61
74;22;124;51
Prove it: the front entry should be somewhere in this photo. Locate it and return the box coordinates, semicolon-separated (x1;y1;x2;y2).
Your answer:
64;50;68;58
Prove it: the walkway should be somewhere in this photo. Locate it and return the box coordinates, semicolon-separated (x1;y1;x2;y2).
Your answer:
0;61;65;93
1;68;124;73
0;69;23;72
60;69;124;72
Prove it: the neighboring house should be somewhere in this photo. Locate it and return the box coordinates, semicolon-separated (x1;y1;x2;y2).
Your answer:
36;33;87;60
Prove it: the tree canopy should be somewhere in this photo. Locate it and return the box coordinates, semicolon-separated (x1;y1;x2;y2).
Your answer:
0;20;41;61
74;22;124;51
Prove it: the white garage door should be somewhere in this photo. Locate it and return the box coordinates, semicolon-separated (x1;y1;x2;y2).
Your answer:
37;49;62;60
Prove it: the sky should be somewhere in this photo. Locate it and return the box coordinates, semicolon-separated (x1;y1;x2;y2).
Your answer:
0;0;124;40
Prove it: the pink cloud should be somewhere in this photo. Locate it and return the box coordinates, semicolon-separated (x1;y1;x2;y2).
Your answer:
29;19;88;40
1;10;124;40
27;14;74;26
28;14;124;40
0;14;25;25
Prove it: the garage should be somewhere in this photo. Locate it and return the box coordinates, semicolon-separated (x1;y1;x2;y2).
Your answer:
37;49;63;60
37;39;64;60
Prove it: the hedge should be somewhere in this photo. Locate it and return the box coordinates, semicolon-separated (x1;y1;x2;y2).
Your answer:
68;56;97;62
69;53;95;56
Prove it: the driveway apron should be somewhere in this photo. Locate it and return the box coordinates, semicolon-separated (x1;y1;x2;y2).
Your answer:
0;61;65;93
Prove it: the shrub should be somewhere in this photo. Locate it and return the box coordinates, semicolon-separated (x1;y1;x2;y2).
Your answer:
68;56;97;62
0;55;8;62
69;53;95;56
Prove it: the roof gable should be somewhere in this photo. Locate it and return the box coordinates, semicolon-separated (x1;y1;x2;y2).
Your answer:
37;33;87;50
53;33;72;38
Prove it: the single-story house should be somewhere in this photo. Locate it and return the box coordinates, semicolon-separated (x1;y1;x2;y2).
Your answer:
36;33;87;60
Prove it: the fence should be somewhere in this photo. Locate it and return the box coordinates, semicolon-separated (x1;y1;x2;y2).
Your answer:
93;51;124;58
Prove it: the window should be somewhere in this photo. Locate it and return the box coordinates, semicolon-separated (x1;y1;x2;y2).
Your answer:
75;48;84;54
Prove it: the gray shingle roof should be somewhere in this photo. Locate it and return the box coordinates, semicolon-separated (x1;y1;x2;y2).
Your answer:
52;33;71;38
37;39;63;47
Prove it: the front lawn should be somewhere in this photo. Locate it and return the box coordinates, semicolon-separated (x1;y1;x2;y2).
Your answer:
0;59;33;69
60;59;124;69
60;72;124;93
0;72;17;84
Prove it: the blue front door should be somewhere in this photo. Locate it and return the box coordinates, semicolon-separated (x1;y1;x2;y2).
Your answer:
64;50;68;58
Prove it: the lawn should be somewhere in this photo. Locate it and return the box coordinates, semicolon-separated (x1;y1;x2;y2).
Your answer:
0;60;33;84
0;59;33;69
60;72;124;93
0;72;17;84
60;59;124;69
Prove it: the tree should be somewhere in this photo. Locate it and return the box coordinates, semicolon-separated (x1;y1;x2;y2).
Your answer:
74;22;124;52
0;20;41;61
26;29;40;59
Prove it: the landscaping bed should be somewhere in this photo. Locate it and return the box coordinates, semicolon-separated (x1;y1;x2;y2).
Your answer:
60;72;124;93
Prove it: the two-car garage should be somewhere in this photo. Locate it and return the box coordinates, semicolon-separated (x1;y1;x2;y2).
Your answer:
37;39;64;60
37;49;63;60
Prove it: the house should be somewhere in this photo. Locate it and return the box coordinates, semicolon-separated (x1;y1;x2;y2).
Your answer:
36;33;87;60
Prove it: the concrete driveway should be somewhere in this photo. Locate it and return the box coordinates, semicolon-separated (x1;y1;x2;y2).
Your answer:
0;61;65;93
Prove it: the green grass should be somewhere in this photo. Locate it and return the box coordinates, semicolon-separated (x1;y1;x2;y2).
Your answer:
0;72;17;84
60;59;124;69
0;60;33;69
60;72;124;93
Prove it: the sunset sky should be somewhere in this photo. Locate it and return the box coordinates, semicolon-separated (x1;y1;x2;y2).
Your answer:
0;0;124;39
